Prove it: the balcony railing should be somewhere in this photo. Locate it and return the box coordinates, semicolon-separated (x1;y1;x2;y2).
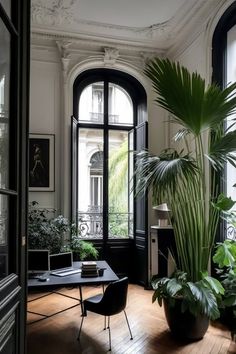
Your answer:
77;209;133;239
89;112;119;123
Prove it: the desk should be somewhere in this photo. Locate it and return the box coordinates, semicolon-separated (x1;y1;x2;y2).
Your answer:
27;261;118;324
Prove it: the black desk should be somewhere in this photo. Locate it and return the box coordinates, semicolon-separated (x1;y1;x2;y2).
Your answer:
27;261;118;324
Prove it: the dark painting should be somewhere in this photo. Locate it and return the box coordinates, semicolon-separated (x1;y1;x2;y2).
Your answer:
29;136;51;189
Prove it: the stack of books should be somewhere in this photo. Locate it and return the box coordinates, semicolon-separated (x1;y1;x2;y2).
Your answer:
81;261;98;277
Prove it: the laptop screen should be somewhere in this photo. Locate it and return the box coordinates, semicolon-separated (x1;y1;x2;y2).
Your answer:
50;252;73;271
28;249;49;273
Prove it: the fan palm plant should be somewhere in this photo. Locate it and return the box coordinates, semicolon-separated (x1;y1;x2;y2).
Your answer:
135;58;236;324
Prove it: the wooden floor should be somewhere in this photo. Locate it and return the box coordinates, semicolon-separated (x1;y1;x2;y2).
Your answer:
27;284;236;354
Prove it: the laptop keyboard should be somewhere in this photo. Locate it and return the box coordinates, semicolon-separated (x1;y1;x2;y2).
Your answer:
51;269;81;277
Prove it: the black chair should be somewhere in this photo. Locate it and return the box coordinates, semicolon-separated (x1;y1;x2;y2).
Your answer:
77;277;133;351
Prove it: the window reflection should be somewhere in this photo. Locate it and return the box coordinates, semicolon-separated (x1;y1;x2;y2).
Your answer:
0;194;8;279
108;83;133;126
0;19;10;189
79;82;104;123
0;194;8;245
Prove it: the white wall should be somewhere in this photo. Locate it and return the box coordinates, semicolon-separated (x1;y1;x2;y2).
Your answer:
29;56;62;211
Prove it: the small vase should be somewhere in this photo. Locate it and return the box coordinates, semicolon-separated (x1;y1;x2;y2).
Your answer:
164;298;209;341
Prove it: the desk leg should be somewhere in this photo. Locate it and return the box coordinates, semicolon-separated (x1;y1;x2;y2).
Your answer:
79;285;84;316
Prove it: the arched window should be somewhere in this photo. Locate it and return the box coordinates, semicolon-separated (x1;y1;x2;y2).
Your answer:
212;2;236;241
72;69;147;242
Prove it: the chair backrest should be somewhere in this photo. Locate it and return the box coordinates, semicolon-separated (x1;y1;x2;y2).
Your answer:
100;277;129;316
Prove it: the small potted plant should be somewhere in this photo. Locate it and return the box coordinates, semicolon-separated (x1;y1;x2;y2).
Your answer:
64;234;98;261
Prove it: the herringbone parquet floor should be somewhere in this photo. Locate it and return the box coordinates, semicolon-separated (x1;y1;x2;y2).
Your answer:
27;284;236;354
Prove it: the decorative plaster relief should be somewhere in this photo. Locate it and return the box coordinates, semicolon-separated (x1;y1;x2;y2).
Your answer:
103;47;119;66
140;52;159;68
31;0;77;26
56;40;73;80
56;40;72;58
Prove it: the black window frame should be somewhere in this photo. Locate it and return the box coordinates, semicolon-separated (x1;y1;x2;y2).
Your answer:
73;68;147;243
212;2;236;242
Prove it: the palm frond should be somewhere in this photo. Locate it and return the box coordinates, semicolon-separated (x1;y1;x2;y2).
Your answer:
145;58;236;135
134;149;198;200
188;281;220;319
207;130;236;170
173;128;190;142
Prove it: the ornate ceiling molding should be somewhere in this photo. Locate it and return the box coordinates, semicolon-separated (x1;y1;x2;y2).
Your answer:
31;0;224;52
31;0;77;26
30;0;174;48
31;31;163;56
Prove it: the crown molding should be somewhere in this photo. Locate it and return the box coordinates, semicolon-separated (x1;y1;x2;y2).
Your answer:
31;0;219;50
31;30;163;55
166;0;225;59
31;0;225;55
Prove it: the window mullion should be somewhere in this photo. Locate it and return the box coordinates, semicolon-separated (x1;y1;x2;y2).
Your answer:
103;80;109;245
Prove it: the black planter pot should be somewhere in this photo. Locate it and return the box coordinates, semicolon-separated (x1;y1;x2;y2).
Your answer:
164;298;209;341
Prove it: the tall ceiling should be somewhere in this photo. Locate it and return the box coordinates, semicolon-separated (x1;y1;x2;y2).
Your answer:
31;0;223;51
75;0;186;27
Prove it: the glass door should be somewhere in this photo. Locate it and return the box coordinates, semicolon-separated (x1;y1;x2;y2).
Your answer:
0;1;30;353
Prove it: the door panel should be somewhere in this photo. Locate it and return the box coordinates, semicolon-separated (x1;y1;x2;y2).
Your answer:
0;275;21;353
134;121;148;286
0;1;30;354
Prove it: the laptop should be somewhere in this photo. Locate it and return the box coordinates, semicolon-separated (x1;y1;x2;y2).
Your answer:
28;249;49;278
49;252;81;276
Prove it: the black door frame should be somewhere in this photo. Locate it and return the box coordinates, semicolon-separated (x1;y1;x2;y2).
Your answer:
0;1;30;354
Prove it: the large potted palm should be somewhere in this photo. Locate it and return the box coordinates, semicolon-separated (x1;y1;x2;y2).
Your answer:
135;58;236;340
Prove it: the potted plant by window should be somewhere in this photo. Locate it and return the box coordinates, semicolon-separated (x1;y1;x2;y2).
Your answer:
28;201;98;261
135;58;236;340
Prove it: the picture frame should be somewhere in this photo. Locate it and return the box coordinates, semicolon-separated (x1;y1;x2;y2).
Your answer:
29;134;55;191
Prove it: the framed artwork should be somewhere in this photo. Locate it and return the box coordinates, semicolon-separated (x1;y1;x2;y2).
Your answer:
29;134;55;191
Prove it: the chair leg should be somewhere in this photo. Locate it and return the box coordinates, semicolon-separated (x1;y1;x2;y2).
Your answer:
107;315;110;329
124;310;133;340
104;316;106;330
107;316;111;351
77;315;85;341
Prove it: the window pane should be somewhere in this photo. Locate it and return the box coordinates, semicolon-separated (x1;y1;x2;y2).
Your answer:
0;19;10;189
108;130;130;238
108;83;133;126
0;194;8;280
78;128;103;238
0;0;11;18
78;82;104;124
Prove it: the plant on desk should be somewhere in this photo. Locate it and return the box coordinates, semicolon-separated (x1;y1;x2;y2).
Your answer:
28;201;98;260
28;201;70;253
